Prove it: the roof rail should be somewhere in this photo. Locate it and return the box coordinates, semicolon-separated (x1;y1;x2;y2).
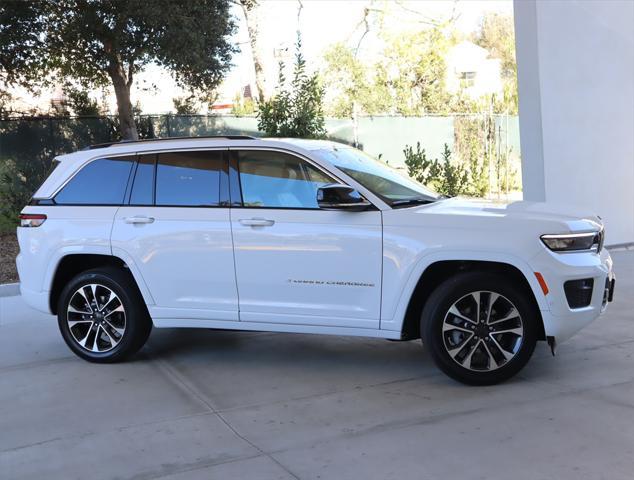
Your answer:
85;135;257;150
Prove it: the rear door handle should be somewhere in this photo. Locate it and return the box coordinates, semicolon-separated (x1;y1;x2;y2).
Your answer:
124;216;155;224
239;218;275;227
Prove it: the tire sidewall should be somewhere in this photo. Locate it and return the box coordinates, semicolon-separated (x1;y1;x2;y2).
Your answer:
57;270;146;363
421;272;538;385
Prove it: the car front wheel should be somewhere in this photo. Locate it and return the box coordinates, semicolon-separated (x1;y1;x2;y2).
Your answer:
421;272;539;385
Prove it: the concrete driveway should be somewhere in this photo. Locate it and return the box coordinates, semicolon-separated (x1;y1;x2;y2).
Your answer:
1;250;633;480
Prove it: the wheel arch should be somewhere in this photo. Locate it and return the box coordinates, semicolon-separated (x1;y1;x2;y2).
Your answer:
48;252;154;315
397;258;547;342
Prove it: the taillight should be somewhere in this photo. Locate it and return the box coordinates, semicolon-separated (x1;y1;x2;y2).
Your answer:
19;213;47;227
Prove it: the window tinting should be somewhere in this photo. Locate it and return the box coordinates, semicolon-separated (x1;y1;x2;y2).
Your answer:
55;157;134;205
129;154;155;205
238;151;335;209
156;151;223;206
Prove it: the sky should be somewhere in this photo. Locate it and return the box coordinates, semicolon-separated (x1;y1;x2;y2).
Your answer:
8;0;514;115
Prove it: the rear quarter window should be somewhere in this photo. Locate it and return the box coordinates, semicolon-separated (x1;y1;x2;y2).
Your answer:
54;156;135;205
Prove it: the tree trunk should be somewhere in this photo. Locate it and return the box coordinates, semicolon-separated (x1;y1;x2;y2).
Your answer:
109;62;138;140
241;2;266;103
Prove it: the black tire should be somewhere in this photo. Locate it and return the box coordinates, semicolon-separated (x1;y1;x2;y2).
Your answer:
57;267;152;363
421;271;538;385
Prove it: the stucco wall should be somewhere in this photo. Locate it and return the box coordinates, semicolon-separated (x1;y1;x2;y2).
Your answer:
514;0;634;245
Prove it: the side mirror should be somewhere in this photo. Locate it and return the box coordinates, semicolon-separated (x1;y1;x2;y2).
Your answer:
317;184;371;211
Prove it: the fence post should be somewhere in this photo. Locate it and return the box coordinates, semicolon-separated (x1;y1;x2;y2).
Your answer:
49;117;56;156
166;114;171;137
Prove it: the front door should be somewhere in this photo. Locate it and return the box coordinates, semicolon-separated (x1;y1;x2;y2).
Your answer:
230;149;382;329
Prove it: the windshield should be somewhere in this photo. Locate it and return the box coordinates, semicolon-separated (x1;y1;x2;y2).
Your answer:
314;147;441;207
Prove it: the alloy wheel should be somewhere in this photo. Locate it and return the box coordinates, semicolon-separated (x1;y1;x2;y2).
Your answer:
442;291;524;372
66;283;126;353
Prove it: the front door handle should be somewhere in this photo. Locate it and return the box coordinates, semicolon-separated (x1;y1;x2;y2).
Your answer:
124;216;155;224
239;218;275;227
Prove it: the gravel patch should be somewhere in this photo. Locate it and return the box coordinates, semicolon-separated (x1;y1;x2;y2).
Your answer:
1;232;19;284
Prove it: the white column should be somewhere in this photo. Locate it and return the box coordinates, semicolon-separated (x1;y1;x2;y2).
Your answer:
514;0;634;245
514;0;546;202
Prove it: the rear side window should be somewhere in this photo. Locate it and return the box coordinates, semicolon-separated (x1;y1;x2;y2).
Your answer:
155;151;223;206
55;157;134;205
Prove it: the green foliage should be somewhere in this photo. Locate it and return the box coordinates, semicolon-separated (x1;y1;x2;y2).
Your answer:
23;0;236;91
0;113;158;226
473;13;516;79
0;90;22;119
0;0;236;138
172;95;200;115
373;28;454;115
473;12;518;114
453;116;489;196
322;43;389;117
258;35;326;138
0;155;49;226
0;120;59;225
404;142;439;186
231;93;256;117
65;86;101;116
404;143;469;197
320;13;519;117
435;144;469;197
0;1;45;87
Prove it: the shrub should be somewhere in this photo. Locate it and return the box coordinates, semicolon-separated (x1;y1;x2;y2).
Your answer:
0;119;56;226
257;34;326;138
404;142;469;197
404;142;439;186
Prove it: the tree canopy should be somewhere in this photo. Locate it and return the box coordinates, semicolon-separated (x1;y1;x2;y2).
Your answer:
0;0;236;138
473;12;518;114
322;43;389;118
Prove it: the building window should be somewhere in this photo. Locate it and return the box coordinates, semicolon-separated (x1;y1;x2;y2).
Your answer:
459;71;477;87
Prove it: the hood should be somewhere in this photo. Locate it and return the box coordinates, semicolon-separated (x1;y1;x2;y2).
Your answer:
414;197;603;234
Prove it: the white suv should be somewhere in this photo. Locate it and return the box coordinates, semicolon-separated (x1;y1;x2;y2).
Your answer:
16;136;615;385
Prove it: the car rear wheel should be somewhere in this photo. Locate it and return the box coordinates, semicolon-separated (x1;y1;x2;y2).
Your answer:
421;272;538;385
57;267;152;363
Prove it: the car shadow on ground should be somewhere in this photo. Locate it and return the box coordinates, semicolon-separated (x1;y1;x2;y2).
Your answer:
142;327;439;378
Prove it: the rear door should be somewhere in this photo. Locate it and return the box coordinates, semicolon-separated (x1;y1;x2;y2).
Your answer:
111;149;239;321
230;149;383;329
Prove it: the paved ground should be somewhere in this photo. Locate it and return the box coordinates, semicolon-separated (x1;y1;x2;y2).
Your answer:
1;250;633;480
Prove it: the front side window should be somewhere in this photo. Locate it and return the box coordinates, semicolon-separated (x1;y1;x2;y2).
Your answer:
238;150;335;209
155;151;223;206
55;156;134;205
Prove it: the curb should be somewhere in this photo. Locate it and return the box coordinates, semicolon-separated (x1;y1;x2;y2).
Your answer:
0;283;20;298
606;242;634;252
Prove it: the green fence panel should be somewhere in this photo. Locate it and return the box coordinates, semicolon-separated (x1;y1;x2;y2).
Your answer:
0;113;520;170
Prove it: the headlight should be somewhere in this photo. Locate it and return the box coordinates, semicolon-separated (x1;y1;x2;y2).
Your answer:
541;230;603;253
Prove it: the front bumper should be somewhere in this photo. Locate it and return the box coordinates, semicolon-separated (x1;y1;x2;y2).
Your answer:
531;247;614;343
